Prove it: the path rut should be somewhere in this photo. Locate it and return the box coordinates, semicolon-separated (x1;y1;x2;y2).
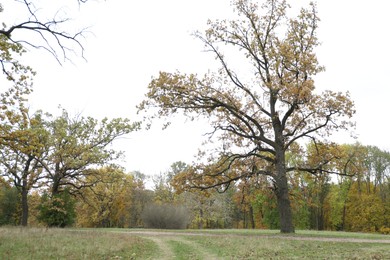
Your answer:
139;233;221;260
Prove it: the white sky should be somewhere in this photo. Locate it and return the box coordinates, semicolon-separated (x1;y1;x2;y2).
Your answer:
5;0;390;176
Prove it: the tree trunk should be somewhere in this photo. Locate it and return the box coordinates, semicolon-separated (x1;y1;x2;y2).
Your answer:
51;163;61;196
275;183;294;233
21;179;29;226
342;204;346;231
249;205;255;229
21;156;33;227
274;150;295;233
198;208;204;229
272;107;295;233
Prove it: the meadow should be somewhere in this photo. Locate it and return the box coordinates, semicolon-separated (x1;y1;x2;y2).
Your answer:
0;227;389;259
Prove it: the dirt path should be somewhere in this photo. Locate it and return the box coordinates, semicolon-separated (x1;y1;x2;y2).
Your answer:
142;236;175;260
137;233;222;260
172;236;221;260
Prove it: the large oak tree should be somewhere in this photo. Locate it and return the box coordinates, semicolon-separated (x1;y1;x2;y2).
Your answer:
139;0;354;233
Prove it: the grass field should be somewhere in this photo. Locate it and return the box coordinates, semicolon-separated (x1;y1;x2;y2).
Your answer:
0;227;389;259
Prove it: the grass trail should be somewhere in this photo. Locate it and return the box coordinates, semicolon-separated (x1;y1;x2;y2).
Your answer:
143;236;175;260
140;234;221;260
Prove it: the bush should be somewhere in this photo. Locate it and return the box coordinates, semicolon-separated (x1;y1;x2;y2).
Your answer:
379;226;390;235
141;204;189;229
37;190;76;227
0;186;19;225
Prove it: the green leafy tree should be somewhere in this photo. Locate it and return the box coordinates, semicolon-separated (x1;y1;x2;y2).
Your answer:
39;109;139;196
254;190;279;229
38;189;76;227
0;179;19;225
139;0;354;233
364;146;390;200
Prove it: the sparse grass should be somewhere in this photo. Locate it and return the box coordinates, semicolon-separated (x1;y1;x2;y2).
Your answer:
185;235;390;259
172;228;390;240
0;227;157;259
168;240;201;260
294;229;390;240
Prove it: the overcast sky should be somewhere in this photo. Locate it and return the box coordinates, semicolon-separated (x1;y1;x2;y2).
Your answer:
7;0;390;176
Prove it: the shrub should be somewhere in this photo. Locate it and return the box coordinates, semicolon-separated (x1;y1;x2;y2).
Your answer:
37;190;75;227
379;226;390;235
141;204;189;229
0;186;19;225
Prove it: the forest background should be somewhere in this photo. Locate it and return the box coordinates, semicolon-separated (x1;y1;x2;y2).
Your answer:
0;0;389;234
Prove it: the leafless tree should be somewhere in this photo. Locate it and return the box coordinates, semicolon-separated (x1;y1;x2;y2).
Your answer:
0;0;91;64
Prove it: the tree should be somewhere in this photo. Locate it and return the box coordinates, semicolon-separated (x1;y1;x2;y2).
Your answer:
127;171;152;228
75;167;135;228
39;109;139;196
0;178;19;225
38;188;76;227
139;0;355;233
0;111;49;226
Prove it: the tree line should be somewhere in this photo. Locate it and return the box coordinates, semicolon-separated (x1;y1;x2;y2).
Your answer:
1;147;389;234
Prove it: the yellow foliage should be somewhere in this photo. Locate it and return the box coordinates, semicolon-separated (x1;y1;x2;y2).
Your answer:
75;167;135;228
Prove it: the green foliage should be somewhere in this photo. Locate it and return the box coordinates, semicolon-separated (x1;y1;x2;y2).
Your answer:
254;193;279;229
38;190;76;227
346;183;387;232
326;181;350;230
0;184;19;225
44;109;139;195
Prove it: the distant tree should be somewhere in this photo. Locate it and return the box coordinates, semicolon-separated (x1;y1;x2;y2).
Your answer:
127;171;152;228
75;167;135;228
139;0;355;233
364;146;390;199
345;182;386;232
152;172;175;204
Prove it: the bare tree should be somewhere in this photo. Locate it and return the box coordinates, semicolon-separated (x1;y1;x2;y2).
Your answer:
0;0;90;64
